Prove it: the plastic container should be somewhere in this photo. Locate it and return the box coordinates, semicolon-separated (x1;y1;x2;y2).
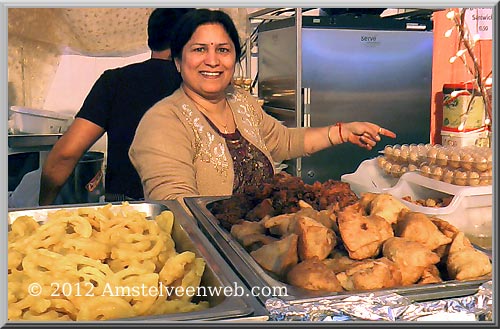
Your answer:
441;129;488;147
341;158;399;196
10;106;72;134
386;172;492;249
442;83;485;132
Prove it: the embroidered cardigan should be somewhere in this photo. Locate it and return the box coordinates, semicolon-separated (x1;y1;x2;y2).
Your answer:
129;85;306;201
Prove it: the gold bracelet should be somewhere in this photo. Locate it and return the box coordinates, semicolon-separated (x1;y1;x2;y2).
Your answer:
327;125;335;146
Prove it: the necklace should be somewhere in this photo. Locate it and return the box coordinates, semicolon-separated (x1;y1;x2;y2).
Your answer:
188;96;232;134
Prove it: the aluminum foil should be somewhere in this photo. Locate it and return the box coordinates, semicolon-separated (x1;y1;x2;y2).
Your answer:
266;280;492;322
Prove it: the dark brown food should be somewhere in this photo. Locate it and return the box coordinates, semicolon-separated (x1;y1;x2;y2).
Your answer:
210;172;359;230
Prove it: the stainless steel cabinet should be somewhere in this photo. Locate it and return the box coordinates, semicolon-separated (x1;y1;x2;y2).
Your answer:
258;12;433;183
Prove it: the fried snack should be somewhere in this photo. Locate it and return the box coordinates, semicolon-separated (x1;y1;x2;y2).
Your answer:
230;220;266;245
239;234;278;252
417;265;442;284
286;257;344;292
295;207;337;231
322;250;358;274
358;192;378;213
368;193;409;224
8;203;208;321
429;217;461;258
336;257;402;291
430;216;460;239
295;216;336;261
261;213;297;237
382;237;440;285
337;204;393;260
250;234;299;278
394;211;452;251
446;232;492;280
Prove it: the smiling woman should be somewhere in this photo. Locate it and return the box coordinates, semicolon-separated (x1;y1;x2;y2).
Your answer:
129;8;395;203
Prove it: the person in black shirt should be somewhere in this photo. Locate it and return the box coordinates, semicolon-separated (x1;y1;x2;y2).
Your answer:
39;8;193;205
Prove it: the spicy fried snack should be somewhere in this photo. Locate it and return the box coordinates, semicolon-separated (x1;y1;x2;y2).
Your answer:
337;204;393;260
250;233;299;278
428;216;461;258
417;265;443;285
368;193;409;224
8;203;208;321
295;216;336;261
446;232;492;280
322;250;358;274
394;211;452;251
336;257;402;291
286;257;344;292
382;237;441;285
261;213;297;237
230;220;266;246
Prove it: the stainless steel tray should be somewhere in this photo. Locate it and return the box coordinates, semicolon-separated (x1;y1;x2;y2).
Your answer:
184;196;492;306
8;201;264;321
8;133;63;148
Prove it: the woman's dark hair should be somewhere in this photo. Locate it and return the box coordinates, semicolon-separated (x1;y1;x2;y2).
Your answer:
148;8;194;51
171;9;241;62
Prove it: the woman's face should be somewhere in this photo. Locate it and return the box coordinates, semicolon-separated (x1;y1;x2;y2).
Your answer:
176;23;236;101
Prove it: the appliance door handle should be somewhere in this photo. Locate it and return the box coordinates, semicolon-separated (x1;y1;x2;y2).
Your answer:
303;87;311;128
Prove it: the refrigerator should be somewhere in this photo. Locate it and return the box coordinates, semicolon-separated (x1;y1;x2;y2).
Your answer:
258;13;434;184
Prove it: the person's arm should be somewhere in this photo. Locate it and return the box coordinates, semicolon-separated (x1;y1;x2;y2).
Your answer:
39;118;104;206
303;122;397;155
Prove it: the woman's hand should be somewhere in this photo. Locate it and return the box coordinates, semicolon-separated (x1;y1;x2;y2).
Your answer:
342;122;396;150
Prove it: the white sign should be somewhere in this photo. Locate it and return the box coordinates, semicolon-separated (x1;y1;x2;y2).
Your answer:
465;8;493;40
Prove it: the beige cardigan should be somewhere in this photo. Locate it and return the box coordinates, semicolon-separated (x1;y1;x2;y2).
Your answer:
129;85;306;201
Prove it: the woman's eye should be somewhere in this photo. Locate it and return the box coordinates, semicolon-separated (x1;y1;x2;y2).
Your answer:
218;48;230;53
194;47;205;52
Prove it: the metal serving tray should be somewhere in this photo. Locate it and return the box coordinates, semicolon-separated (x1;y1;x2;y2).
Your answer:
8;201;264;321
184;196;492;306
8;133;63;148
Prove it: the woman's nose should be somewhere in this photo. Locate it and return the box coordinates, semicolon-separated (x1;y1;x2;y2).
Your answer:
204;49;219;66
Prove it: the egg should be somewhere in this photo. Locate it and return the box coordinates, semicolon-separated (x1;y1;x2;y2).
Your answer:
383;162;393;175
468;171;480;186
400;166;409;176
486;152;493;170
408;149;420;164
479;170;492;185
377;156;387;168
420;164;431;177
399;148;410;163
436;149;449;166
448;152;461;169
390;164;402;178
384;145;394;158
408;164;418;172
453;170;468;186
426;147;439;164
473;154;488;172
430;166;443;180
442;169;454;184
460;152;474;171
392;148;401;162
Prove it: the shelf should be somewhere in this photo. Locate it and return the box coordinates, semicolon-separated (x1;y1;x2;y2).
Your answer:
8;133;62;149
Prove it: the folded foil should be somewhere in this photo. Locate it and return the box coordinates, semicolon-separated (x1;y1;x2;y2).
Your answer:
266;280;492;322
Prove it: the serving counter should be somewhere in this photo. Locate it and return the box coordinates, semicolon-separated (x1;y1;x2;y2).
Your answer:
7;193;493;322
